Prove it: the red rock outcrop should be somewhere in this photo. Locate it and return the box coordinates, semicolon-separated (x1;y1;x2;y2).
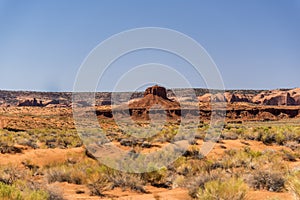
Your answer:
130;85;179;109
18;98;43;107
197;88;300;106
252;90;297;106
143;85;167;99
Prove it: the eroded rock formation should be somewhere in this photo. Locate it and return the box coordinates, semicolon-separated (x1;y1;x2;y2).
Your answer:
18;98;43;107
143;85;167;99
197;88;300;106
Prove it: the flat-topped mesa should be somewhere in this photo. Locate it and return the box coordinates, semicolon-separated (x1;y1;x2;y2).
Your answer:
128;85;179;110
144;85;167;99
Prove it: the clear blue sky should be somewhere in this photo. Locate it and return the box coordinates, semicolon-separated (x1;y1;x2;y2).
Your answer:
0;0;299;91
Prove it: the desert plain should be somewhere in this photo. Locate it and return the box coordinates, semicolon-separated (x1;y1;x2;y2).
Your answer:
0;86;300;200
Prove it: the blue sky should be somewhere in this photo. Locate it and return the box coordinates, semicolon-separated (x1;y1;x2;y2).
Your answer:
0;0;299;91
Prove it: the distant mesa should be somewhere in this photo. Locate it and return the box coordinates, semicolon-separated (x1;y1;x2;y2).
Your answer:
114;85;181;120
143;85;167;99
18;98;60;107
129;85;179;109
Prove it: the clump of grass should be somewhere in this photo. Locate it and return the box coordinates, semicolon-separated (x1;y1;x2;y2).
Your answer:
102;168;146;193
287;170;300;199
196;177;248;200
0;181;58;200
187;171;221;199
23;189;49;200
88;176;112;197
46;164;86;185
0;182;22;200
218;147;262;170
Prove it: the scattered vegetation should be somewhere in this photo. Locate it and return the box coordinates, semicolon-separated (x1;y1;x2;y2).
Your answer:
0;119;300;199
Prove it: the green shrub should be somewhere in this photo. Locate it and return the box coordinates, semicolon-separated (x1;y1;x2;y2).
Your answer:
24;190;49;200
0;182;22;200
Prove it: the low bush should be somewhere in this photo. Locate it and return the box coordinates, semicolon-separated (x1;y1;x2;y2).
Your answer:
187;172;219;199
196;177;248;200
103;168;146;193
248;170;285;192
46;165;84;185
88;176;112;197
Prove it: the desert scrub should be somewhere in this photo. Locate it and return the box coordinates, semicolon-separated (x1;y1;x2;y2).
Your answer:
45;160;96;185
248;169;285;192
287;170;300;199
88;175;112;197
46;165;79;184
141;167;169;188
0;129;39;149
29;128;82;149
87;166;147;197
183;145;204;160
0;181;60;200
195;177;248;200
221;124;246;140
218;147;262;170
187;170;223;198
0;182;22;200
242;125;300;145
22;190;49;200
0;164;31;185
101;167;146;193
171;157;212;177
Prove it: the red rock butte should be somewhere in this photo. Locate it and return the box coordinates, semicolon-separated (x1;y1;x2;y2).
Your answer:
129;85;180;110
144;85;167;99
